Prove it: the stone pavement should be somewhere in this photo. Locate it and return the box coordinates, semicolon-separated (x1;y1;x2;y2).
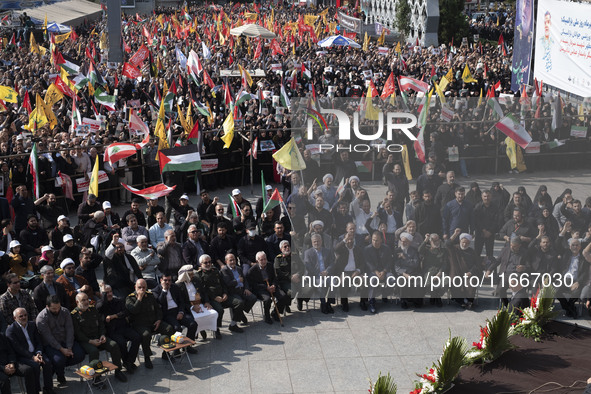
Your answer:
54;169;591;394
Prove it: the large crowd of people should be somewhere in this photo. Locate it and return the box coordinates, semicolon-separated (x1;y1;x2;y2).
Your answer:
0;1;589;393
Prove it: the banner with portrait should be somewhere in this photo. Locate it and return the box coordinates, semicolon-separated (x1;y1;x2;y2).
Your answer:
511;0;534;91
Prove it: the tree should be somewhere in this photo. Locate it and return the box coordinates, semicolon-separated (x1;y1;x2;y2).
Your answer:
395;0;412;37
438;0;470;46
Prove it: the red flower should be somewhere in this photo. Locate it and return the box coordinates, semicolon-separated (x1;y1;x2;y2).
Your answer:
410;389;422;394
472;341;483;350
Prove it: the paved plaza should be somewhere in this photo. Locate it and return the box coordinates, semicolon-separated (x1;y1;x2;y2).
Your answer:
54;169;591;394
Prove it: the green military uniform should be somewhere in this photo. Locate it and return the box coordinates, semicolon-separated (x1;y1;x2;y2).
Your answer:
71;306;123;368
125;291;173;356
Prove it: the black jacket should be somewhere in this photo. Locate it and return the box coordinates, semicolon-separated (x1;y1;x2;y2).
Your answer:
6;321;43;359
32;281;69;312
103;253;143;293
152;283;187;315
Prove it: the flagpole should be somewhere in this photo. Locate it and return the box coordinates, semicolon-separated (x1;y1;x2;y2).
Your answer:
280;199;295;231
249;130;254;196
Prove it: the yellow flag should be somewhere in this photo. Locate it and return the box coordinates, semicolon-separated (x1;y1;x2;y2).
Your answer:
445;68;453;81
186;102;194;130
505;137;527;172
30;33;40;54
319;8;329;17
579;103;585;121
377;30;385;46
304;15;318;26
0;86;17;103
439;76;449;91
462;65;478;83
244;12;258;21
221;112;234;149
88;155;99;197
43;14;47;30
177;104;190;135
401;145;413;180
362;32;369;51
434;83;446;106
238;64;253;87
36;93;57;129
394;42;401;53
54;31;71;44
99;32;107;50
272;138;307;171
155;98;168;152
365;84;379;120
478;88;483;107
24;108;48;132
60;67;76;91
206;103;213;126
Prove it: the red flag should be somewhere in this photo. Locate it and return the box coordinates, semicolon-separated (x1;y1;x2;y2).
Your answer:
122;37;131;53
380;72;396;99
254;40;262;60
270;39;284;56
188;121;199;144
54;76;76;98
223;83;232;106
122;62;142;79
22;91;32;114
70;29;78;41
169;80;177;95
203;68;214;89
58;171;74;201
247;137;258;159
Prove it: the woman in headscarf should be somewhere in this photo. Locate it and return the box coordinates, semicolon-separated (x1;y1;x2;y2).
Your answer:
554;188;572;207
532;185;553;210
465;182;482;206
517;186;533;213
176;264;219;340
538;207;560;242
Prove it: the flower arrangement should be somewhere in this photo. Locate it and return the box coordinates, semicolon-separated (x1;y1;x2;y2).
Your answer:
410;336;469;394
467;308;515;363
514;286;558;341
369;372;397;394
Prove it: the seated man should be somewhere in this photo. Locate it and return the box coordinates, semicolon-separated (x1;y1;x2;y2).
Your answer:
125;279;174;369
35;295;85;386
196;254;244;337
364;231;394;314
221;253;257;323
0;273;38;325
71;293;127;382
33;265;69;313
6;307;53;394
96;285;141;374
152;275;198;353
304;234;336;314
555;237;588;318
55;258;94;308
149;212;172;249
0;331;36;394
247;251;290;324
104;237;142;298
182;224;209;269
131;235;160;289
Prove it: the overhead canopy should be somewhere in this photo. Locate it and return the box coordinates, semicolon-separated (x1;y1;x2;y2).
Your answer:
46;22;71;34
17;0;101;27
230;24;276;39
317;35;361;49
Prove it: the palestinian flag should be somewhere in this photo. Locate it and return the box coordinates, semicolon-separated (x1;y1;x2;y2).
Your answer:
88;61;105;86
188;121;199;144
262;188;282;212
104;143;137;165
71;97;81;129
163;89;174;113
236;90;254;106
195;102;210;117
301;63;311;80
158;144;201;173
355;161;373;173
228;195;242;216
121;183;177;199
487;97;504;119
28;142;39;199
56;52;80;75
94;86;116;110
72;73;89;91
280;82;290;108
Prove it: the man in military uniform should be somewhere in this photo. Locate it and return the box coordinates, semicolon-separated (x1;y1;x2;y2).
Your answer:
71;293;128;382
273;240;305;312
125;279;174;369
196;254;244;339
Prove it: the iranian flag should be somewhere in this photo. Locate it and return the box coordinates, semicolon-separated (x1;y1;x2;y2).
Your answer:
398;76;429;93
158;144;201;173
121;183;177;199
104;143;138;165
495;114;532;148
301;63;311;80
262;188;283;212
29;142;39;199
228;195;242;216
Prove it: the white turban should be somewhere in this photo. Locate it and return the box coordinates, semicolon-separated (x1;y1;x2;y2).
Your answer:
176;264;195;284
460;233;473;242
400;232;413;241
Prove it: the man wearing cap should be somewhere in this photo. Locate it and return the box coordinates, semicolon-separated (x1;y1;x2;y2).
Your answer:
33;266;69;312
169;194;195;236
149;212;173;249
49;215;73;251
71;293;128;382
6;307;54;394
0;273;38;325
55;259;94;309
57;235;81;266
123;199;147;228
256;185;280;220
35;193;66;232
126;279;174;369
227;189;252;220
104;236;143;298
77;194;102;226
36;294;85;385
102;201;121;231
19;215;49;260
